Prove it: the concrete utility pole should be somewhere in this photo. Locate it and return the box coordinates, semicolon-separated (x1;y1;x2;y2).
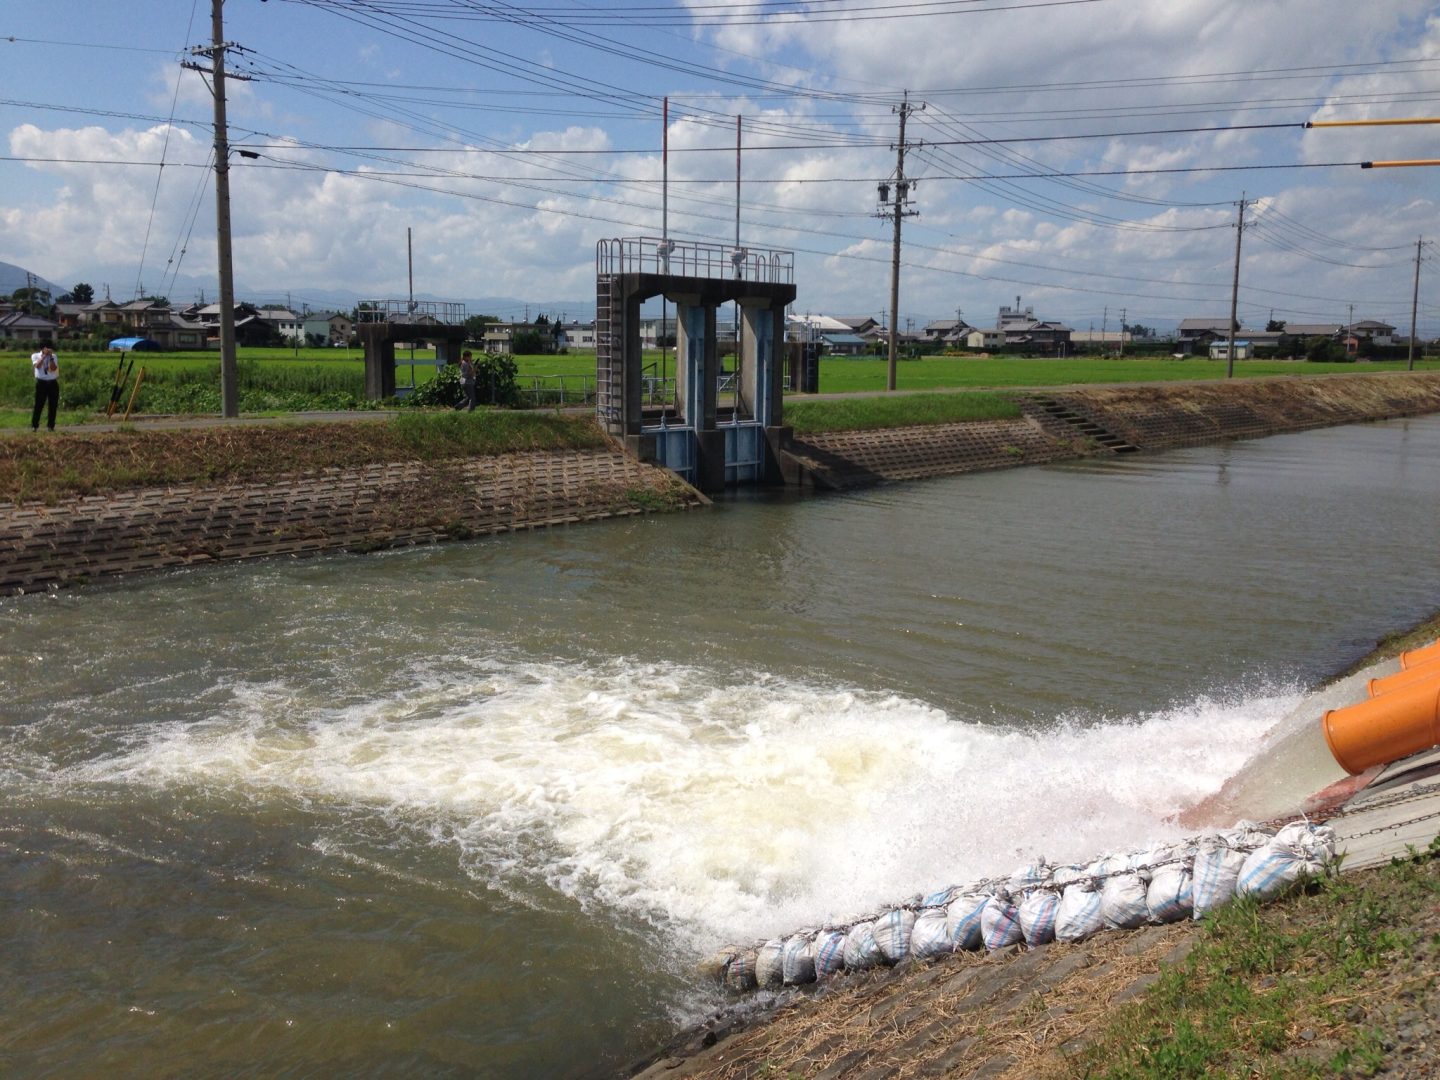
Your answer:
880;92;922;392
1226;193;1248;379
1119;307;1127;356
183;0;244;417
1410;236;1424;371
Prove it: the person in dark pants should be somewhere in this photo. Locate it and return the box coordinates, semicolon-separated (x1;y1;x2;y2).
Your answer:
457;349;477;411
30;343;59;432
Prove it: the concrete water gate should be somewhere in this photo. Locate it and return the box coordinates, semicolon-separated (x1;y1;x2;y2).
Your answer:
358;300;469;400
596;238;798;493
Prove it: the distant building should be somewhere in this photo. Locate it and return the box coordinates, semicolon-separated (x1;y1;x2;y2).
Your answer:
554;321;596;349
0;311;58;343
303;311;354;346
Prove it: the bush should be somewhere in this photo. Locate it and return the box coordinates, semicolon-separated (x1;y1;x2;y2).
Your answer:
401;352;520;409
1305;336;1351;363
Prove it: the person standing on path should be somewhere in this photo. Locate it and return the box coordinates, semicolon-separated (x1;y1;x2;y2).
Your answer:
30;343;59;432
457;349;477;412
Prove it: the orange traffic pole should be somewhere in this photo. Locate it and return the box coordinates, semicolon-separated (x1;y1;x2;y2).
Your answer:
1324;678;1440;775
1306;118;1440;128
1361;159;1440;169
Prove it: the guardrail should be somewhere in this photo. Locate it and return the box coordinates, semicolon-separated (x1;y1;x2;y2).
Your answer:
597;237;793;285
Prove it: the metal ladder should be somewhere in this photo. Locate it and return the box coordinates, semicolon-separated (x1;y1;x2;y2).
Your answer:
594;274;621;431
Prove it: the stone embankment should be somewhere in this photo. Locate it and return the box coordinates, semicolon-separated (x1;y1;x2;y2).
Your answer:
784;371;1440;489
0;448;705;595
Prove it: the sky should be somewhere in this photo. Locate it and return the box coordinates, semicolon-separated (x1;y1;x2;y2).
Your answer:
2;0;1440;332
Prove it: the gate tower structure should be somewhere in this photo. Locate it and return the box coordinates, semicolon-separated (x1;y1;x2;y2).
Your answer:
358;300;469;400
596;238;797;493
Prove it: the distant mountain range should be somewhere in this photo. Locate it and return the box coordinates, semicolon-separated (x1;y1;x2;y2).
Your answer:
0;260;65;299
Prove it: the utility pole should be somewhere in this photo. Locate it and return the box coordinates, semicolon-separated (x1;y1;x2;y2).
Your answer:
1410;236;1424;371
1226;193;1248;379
183;0;247;418
879;91;922;391
1119;307;1127;357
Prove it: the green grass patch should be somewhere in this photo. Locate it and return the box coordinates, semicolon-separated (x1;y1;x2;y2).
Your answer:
784;391;1022;433
1060;849;1440;1079
0;410;608;505
813;356;1440;394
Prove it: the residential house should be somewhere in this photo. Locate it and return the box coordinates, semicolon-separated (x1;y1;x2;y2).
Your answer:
1002;319;1072;353
1177;318;1241;354
303;311;354;346
1350;320;1396;347
0;311;58;343
834;315;883;340
481;321;557;354
255;306;304;343
1283;323;1344;340
554;321;596;350
1208;331;1285;358
965;328;1004;350
923;318;973;345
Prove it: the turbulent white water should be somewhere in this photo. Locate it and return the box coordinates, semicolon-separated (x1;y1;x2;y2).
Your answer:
62;655;1301;951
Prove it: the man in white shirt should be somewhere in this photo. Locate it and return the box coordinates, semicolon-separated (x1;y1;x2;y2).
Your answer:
31;343;59;432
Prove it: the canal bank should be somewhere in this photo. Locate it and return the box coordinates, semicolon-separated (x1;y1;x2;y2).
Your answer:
3;369;1440;594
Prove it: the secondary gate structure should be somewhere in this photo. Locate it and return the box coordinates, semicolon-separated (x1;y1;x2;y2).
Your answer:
596;237;797;493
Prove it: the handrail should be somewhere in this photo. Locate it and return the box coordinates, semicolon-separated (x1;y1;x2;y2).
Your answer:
597;237;794;284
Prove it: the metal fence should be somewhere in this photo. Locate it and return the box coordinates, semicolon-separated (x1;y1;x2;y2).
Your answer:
596;237;794;284
354;299;467;325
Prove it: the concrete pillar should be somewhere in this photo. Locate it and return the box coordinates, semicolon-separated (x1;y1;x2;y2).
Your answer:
740;302;786;428
673;299;717;431
363;336;397;400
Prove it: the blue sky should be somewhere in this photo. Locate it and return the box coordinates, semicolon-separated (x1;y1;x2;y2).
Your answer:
3;0;1440;332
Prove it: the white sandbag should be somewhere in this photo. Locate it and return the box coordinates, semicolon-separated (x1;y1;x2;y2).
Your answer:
725;948;758;992
1018;889;1059;945
910;908;953;960
1236;822;1335;901
1051;864;1087;888
781;933;817;985
980;893;1023;951
1146;864;1193;923
756;938;786;988
842;920;883;971
1008;860;1052;893
921;884;962;909
1191;835;1248;919
698;946;738;983
872;908;916;964
1055;882;1104;943
812;930;846;979
945;893;988;952
1101;872;1151;929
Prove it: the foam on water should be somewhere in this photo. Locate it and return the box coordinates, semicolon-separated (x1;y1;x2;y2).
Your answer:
59;655;1299;950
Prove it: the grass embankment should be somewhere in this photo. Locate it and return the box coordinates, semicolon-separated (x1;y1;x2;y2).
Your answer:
1047;851;1440;1079
0;411;607;505
784;391;1022;433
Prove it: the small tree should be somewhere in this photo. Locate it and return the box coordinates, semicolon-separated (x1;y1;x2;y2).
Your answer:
70;282;95;304
1306;336;1339;363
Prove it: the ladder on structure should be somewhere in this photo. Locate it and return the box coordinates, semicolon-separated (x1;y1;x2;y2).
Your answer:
595;274;622;433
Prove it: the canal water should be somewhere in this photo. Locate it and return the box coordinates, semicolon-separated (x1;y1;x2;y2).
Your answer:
5;416;1440;1077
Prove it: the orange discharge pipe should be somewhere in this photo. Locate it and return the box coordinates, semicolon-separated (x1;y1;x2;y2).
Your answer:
1369;656;1440;697
1400;639;1440;669
1324;677;1440;775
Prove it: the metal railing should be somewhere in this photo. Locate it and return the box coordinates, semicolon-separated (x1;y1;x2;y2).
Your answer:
596;237;794;285
355;299;467;325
